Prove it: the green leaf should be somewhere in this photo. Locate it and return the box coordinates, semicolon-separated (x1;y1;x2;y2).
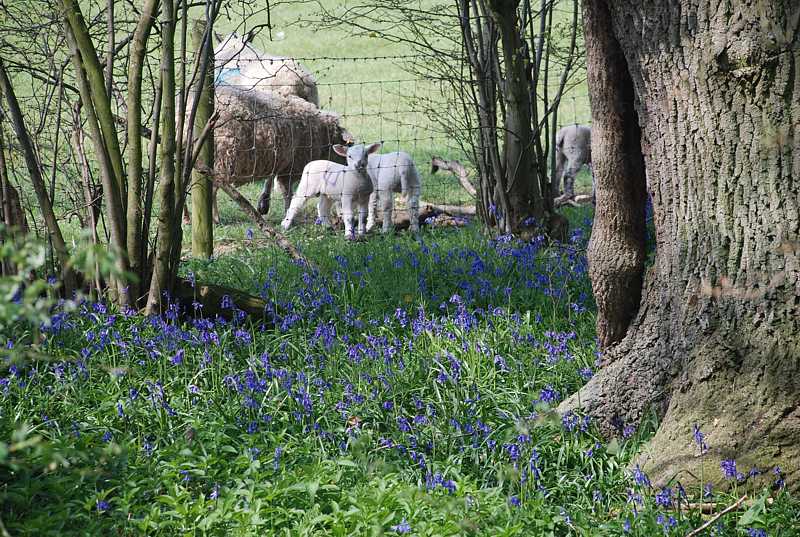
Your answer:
738;493;768;527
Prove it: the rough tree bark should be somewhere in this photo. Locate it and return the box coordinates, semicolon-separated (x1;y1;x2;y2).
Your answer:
583;0;647;350
561;0;800;490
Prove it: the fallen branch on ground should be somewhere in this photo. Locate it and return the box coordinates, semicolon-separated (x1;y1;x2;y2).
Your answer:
431;156;477;197
555;193;593;207
204;174;313;268
684;495;748;537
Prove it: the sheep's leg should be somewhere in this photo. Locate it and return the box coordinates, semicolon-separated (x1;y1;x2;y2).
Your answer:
561;160;581;200
380;191;394;234
341;195;355;239
407;188;421;233
366;191;378;231
554;150;567;196
257;177;273;216
317;195;333;228
278;175;297;217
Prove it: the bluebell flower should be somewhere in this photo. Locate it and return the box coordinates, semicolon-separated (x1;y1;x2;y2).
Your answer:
390;518;411;533
654;487;672;508
632;465;651;488
96;499;110;513
509;495;521;507
747;529;767;537
693;423;709;454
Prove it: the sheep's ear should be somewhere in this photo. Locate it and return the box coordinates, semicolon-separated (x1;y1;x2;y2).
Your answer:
332;144;349;157
366;142;382;154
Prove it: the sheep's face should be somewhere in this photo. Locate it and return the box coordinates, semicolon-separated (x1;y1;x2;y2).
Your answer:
333;142;381;174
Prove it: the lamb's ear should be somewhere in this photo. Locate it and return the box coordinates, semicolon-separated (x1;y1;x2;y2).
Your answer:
332;144;349;157
366;141;383;154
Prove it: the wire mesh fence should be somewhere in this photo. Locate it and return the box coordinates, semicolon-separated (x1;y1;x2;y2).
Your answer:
204;48;592;233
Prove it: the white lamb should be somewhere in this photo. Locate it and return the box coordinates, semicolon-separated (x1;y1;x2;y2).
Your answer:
281;143;381;238
365;151;422;233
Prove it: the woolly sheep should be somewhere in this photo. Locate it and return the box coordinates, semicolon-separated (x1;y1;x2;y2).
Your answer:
203;85;351;223
281;143;381;238
555;124;594;202
365;151;422;233
214;32;319;106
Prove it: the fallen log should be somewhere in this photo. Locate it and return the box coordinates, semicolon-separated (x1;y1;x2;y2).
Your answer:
174;278;272;323
391;204;472;231
431;156;477;197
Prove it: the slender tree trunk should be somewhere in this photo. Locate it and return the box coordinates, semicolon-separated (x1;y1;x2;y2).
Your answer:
0;60;77;294
61;0;127;216
561;0;800;490
487;0;544;230
126;0;160;305
190;18;214;259
146;0;178;314
65;28;130;304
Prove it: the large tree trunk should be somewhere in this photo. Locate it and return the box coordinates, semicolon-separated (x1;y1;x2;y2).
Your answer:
561;0;800;491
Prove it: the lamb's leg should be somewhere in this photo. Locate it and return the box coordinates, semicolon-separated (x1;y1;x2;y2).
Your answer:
257;177;273;216
366;191;378;231
281;193;308;230
317;195;333;228
381;191;394;234
407;188;421;233
341;195;355;239
357;196;368;236
212;186;220;224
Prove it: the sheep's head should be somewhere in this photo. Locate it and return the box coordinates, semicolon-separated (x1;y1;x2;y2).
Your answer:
333;142;382;174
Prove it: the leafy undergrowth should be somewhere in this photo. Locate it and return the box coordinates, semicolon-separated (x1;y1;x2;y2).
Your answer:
2;217;798;536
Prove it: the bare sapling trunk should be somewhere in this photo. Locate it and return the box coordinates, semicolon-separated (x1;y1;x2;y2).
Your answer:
0;60;77;294
190;18;214;259
561;0;800;491
146;0;178;315
64;26;130;305
126;0;160;305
